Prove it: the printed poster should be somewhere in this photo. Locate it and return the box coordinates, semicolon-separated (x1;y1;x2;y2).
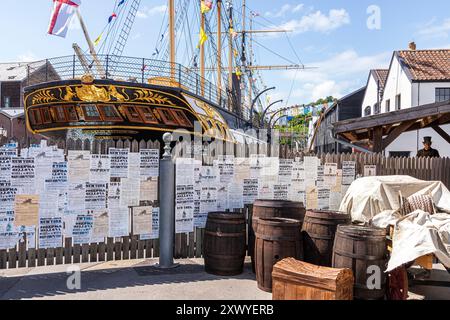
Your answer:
14;195;40;227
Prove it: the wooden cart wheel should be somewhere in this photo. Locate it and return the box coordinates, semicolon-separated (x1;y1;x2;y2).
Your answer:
387;266;408;300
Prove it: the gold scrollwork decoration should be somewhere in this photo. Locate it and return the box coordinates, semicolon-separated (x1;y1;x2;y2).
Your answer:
132;89;175;105
31;90;57;104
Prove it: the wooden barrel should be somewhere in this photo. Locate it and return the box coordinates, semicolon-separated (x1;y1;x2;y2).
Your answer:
250;200;306;273
332;225;387;300
302;210;352;267
255;218;303;292
204;212;246;276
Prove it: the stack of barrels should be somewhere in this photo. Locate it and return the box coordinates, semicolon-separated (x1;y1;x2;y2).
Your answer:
252;200;306;292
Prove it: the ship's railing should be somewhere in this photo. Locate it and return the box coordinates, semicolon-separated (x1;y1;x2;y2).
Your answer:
25;55;228;110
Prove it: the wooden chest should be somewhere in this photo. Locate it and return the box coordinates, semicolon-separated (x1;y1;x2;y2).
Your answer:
272;258;354;300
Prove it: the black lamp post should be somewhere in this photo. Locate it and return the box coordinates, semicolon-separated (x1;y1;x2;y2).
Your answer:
250;86;276;128
260;99;283;128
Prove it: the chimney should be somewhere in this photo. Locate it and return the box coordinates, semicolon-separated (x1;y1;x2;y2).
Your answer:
409;42;417;51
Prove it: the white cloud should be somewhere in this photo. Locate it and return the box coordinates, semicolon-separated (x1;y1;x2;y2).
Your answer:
416;18;450;40
265;3;304;18
17;52;39;62
279;9;350;34
280;50;391;103
137;5;167;19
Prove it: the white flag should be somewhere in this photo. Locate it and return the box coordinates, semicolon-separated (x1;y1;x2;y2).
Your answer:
47;0;81;38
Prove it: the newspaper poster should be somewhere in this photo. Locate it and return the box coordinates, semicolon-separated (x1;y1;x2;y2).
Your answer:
85;183;107;210
176;158;196;185
306;186;318;210
33;149;53;193
342;161;357;185
0;210;15;233
139;177;158;203
304;156;319;181
175;184;195;233
68;150;90;183
11;158;35;193
91;210;109;243
38;217;63;249
278;159;293;185
133;206;153;235
364;165;377;177
14;195;40;227
45;162;68;193
68;183;86;212
18;225;36;249
107;182;129;237
120;177;140;207
228;182;244;210
249;156;264;179
200;185;218;214
89;155;110;183
0;186;18;211
0;148;17;157
243;178;258;205
258;180;274;200
324;163;338;187
274;184;289;200
216;184;228;211
140;207;160;240
318;187;331;210
0;231;19;250
215;157;234;184
329;191;342;211
234;158;250;182
0;157;11;181
140;149;160;178
261;157;279;182
38;192;59;219
109;148;129;178
316;165;324;187
72;214;94;245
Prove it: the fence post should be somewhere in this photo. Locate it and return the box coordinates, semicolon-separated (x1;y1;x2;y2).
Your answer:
156;133;177;268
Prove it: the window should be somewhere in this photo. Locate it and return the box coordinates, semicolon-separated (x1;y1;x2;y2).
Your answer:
98;105;122;122
395;94;401;110
29;109;42;125
385;99;391;112
137;106;159;124
374;103;380;115
66;106;79;121
364;106;371;116
4;97;11;108
156;108;179;126
52;106;67;122
123;106;144;122
41;108;53;124
435;88;450;102
171;110;193;128
81;105;101;121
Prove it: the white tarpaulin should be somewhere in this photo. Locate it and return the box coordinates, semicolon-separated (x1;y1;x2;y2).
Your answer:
339;176;450;223
387;210;450;272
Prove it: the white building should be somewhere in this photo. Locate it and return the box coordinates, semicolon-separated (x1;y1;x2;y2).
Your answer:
362;45;450;157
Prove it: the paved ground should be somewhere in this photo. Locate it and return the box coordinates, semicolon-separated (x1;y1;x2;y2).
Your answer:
0;259;448;300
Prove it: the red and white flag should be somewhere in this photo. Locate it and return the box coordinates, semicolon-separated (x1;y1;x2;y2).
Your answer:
48;0;81;38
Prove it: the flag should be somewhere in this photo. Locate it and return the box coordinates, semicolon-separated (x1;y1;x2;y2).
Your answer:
118;0;125;6
201;1;213;14
48;0;81;38
108;13;117;23
197;27;208;48
94;33;102;46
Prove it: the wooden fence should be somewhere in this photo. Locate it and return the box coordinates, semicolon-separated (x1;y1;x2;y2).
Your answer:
1;138;449;270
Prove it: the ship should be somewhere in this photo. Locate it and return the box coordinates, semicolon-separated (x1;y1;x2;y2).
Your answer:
23;0;305;144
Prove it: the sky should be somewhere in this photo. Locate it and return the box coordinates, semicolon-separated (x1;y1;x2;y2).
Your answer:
1;0;450;108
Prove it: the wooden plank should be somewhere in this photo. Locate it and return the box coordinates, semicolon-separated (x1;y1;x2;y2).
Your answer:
114;239;122;260
64;238;72;265
46;248;55;266
137;238;145;259
81;244;90;263
28;247;36;268
130;236;138;260
188;232;195;258
73;244;81;264
181;233;188;258
55;247;64;265
153;239;160;257
8;247;17;269
0;250;7;269
106;238;114;261
18;240;27;268
98;242;106;262
175;233;182;258
122;236;130;260
145;240;153;258
37;248;46;267
90;243;98;263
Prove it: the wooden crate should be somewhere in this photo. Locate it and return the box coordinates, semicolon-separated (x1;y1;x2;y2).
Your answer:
272;258;354;300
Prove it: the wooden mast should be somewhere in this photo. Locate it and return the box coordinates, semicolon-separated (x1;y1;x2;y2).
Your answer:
227;3;234;111
200;1;206;95
169;0;176;80
75;8;105;77
217;0;222;101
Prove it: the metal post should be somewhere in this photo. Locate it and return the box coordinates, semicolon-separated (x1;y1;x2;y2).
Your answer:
156;133;178;269
105;55;109;79
72;55;76;79
250;86;275;128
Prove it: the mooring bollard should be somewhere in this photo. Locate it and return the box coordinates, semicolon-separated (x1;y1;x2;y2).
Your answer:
156;132;177;268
